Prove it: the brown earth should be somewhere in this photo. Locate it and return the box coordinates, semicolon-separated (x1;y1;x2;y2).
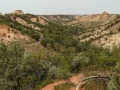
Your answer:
0;25;9;34
0;25;35;44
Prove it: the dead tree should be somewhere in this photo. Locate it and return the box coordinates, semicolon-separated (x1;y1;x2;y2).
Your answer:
75;75;110;90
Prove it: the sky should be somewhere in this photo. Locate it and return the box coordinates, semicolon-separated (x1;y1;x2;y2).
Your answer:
0;0;120;15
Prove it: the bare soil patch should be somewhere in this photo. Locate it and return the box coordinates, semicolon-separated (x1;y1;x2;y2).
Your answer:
41;74;85;90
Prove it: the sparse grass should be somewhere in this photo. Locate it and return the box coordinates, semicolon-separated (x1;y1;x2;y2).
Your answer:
84;79;107;90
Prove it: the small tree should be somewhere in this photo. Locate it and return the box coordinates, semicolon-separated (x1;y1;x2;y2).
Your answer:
70;53;89;72
0;41;24;90
107;61;120;90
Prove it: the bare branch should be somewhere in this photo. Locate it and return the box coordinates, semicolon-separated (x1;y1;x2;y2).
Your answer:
75;75;110;90
80;75;110;82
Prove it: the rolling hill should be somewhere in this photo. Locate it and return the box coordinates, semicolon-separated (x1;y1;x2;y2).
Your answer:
0;10;120;90
0;10;120;50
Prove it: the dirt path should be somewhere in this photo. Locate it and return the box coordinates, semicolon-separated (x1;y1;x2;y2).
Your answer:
41;80;67;90
41;74;85;90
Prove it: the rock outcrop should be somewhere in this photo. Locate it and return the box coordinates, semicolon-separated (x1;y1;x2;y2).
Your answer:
13;10;24;15
16;17;40;30
101;11;110;21
0;12;2;15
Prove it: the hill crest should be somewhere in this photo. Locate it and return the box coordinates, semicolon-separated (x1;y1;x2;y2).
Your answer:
13;10;24;15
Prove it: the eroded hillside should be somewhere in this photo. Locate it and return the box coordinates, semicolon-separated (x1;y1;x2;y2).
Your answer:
0;10;120;49
79;14;120;49
1;10;120;90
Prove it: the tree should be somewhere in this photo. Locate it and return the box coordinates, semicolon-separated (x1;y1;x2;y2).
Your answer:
70;53;89;72
0;41;24;90
0;41;53;90
107;61;120;90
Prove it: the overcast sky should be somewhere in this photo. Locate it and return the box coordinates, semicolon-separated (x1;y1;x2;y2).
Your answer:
0;0;120;15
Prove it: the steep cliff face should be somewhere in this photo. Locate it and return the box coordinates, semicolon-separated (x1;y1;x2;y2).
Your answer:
13;10;24;15
0;25;35;44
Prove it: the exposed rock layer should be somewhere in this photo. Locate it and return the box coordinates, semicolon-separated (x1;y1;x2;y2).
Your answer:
13;10;24;15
